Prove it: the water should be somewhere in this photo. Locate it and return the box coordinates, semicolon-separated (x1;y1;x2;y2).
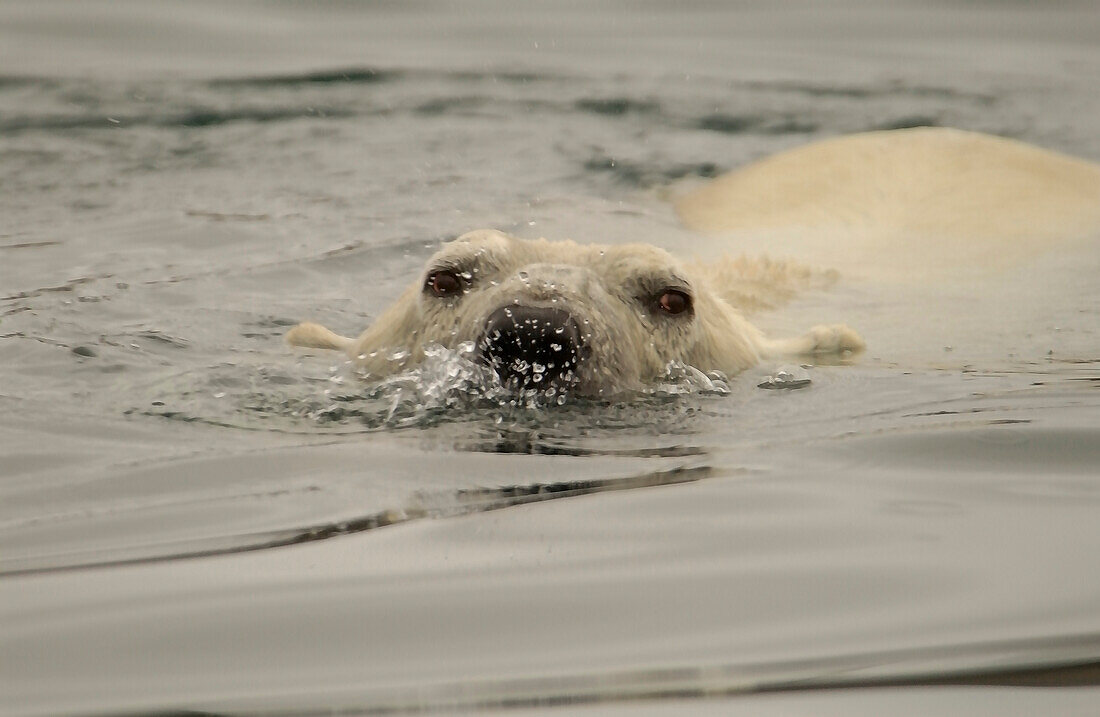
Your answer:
2;1;1100;715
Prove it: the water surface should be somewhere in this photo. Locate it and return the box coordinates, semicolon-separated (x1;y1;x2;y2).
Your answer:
2;1;1100;715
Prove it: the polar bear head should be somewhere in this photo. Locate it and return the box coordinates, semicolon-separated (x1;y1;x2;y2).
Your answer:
341;229;767;397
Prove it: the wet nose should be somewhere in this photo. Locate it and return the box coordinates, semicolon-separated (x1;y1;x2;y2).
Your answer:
479;305;584;388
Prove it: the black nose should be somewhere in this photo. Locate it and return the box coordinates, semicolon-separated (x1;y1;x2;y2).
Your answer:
479;305;585;388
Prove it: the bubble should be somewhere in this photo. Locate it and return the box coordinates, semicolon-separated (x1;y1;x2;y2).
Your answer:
650;361;732;396
757;365;812;390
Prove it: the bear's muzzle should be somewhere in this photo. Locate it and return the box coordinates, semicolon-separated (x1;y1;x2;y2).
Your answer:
478;305;586;390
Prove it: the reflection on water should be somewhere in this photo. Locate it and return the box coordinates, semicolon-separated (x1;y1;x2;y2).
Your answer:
5;463;711;578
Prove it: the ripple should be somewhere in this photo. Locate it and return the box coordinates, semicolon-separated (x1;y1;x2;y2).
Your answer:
134;343;734;437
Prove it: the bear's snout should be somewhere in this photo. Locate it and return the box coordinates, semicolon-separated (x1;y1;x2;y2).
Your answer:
478;305;586;389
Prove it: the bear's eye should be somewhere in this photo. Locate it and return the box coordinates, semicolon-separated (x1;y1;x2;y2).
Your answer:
426;269;464;298
657;289;692;316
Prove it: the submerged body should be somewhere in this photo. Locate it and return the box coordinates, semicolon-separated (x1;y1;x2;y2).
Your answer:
676;127;1100;280
287;229;862;397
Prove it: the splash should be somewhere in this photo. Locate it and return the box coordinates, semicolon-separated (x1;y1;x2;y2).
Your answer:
308;345;732;430
136;343;734;433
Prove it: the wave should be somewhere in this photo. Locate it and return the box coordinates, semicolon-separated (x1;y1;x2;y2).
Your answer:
0;106;355;132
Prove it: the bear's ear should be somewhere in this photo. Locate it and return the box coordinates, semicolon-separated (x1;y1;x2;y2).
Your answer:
348;283;424;377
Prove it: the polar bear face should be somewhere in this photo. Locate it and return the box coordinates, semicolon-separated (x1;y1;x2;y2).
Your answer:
347;229;764;396
288;228;860;397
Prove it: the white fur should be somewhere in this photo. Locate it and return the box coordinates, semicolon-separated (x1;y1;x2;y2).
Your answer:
675;127;1100;280
288;229;861;396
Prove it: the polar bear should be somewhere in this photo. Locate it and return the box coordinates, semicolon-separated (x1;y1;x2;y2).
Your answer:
288;128;1100;397
287;229;863;397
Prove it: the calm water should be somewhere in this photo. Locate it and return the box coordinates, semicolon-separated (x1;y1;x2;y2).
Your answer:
2;1;1100;715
